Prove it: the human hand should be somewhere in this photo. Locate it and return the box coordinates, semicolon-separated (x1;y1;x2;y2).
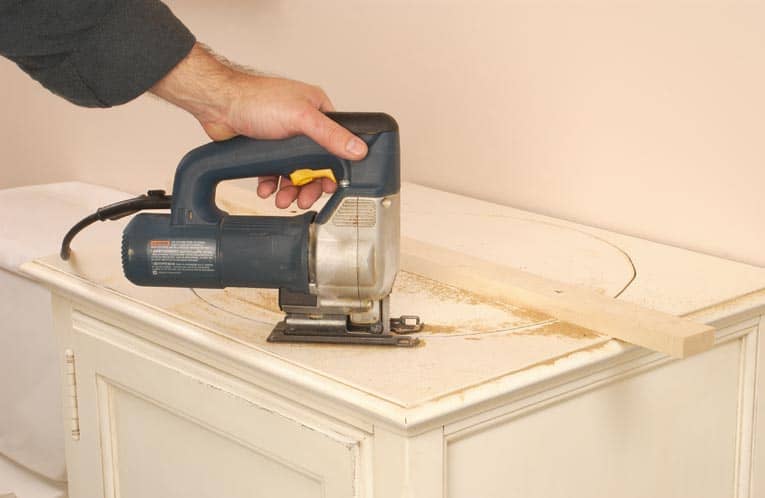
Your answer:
151;43;367;209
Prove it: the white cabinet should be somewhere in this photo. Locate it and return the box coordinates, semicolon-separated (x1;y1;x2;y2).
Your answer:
60;309;366;498
26;183;765;497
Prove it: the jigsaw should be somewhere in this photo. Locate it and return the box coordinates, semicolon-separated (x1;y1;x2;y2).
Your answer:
61;112;422;347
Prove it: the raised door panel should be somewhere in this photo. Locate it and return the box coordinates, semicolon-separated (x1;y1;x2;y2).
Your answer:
105;383;322;497
66;310;364;498
447;338;745;498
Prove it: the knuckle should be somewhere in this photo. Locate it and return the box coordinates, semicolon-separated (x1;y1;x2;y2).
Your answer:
311;84;326;97
291;105;316;132
325;123;342;143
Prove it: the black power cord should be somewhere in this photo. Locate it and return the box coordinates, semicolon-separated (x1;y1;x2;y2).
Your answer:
60;189;172;260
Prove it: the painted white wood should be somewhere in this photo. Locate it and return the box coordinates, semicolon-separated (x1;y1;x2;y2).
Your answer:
50;298;101;498
750;318;765;498
735;326;758;498
446;337;744;498
439;318;759;437
20;182;765;497
61;305;366;498
105;385;323;498
372;427;444;498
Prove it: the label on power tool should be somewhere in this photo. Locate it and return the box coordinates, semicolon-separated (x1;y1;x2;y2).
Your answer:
149;239;216;276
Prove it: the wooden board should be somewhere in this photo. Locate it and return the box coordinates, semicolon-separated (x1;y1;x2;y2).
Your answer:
401;238;714;358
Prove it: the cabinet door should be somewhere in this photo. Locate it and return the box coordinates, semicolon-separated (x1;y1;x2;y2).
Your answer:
59;306;366;498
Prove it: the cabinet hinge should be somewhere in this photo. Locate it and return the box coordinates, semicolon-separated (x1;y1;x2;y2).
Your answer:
64;349;81;440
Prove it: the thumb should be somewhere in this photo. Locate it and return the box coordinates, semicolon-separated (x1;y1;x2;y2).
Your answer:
300;108;368;160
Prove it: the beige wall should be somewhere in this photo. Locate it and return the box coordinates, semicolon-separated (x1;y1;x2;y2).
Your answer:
1;1;763;267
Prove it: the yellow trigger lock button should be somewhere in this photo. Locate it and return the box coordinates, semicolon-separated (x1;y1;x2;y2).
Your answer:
289;168;337;187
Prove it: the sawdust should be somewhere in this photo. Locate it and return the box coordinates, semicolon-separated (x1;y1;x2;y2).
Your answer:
527;340;612;368
393;270;551;334
177;269;561;339
222;288;281;314
395;270;487;305
420;323;458;334
510;321;601;340
212;270;554;335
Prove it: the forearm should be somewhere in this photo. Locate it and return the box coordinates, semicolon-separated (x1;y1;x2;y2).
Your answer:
150;43;237;126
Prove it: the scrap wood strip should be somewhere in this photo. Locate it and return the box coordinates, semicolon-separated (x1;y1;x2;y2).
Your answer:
401;238;715;359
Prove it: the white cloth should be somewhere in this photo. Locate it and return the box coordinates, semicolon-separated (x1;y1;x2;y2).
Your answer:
0;453;66;498
0;182;132;272
0;182;131;482
0;270;63;482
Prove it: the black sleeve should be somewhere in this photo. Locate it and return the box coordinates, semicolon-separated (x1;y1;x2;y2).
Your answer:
0;0;196;107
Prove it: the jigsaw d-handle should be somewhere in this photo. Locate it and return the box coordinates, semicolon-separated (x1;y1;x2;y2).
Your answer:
169;112;400;226
121;112;400;291
169;135;348;225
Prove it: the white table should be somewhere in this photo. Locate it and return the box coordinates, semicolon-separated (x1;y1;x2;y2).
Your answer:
23;183;765;498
